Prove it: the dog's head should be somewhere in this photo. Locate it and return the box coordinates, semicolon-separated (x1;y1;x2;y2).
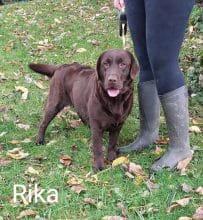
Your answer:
97;49;139;97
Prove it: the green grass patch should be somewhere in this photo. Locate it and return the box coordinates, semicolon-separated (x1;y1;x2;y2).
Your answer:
0;1;202;219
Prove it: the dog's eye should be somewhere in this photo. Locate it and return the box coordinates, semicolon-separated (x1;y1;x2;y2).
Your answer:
119;63;126;69
103;62;110;68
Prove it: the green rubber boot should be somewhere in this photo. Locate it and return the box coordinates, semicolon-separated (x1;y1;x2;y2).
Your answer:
151;86;193;172
119;80;160;153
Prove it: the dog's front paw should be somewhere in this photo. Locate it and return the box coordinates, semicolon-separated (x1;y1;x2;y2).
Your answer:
93;159;105;172
35;137;45;145
107;150;117;162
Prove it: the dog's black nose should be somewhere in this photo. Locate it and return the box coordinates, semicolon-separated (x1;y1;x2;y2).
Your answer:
108;76;117;83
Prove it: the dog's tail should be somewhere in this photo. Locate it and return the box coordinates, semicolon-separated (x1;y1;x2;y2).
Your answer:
29;64;58;78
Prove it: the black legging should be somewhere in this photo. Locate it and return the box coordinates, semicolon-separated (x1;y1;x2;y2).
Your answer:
125;0;194;95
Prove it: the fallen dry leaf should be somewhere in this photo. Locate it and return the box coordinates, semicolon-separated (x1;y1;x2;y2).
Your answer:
146;179;159;192
192;118;201;125
21;138;32;143
16;209;38;219
166;197;192;213
177;155;193;175
122;162;146;185
37;44;54;51
117;202;128;218
131;203;159;215
195;186;203;195
0;107;9;112
46;140;57;146
54;18;61;24
90;39;100;46
141;190;150;197
154;146;166;156
24;74;33;83
37;40;54;52
7;147;29;160
189;126;201;134
125;171;134;179
128;162;145;176
178;217;192;220
0;132;7;137
7;147;22;153
181;183;193;193
9;140;20;145
134;175;146;186
0;158;12;166
0;72;7;82
97;201;103;209
26;166;39;175
76;48;87;53
155;138;170;145
16;123;30;131
70;185;86;194
69;119;82;128
15;86;29;100
189;25;194;34
166;203;180;213
112;156;129;168
60;154;72;166
85;174;101;184
122;162;145;177
67;108;78;116
0;76;7;83
176;197;192;206
83;197;96;204
33;81;45;90
102;216;127;220
67;174;83;186
192;206;203;220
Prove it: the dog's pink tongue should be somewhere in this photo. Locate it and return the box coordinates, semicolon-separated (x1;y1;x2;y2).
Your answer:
107;89;120;97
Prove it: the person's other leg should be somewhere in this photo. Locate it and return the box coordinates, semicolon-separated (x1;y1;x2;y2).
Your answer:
125;0;153;82
119;0;160;153
145;0;194;95
145;0;195;171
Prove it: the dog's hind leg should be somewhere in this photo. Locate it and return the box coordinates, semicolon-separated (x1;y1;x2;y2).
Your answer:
36;100;66;145
36;79;68;145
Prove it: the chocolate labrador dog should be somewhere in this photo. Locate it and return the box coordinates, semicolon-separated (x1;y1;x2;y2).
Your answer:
29;49;139;171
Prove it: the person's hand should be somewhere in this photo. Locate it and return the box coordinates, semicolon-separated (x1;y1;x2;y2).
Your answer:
114;0;125;11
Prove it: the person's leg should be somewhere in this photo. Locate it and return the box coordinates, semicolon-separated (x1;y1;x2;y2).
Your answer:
145;0;195;171
145;0;194;95
118;0;160;153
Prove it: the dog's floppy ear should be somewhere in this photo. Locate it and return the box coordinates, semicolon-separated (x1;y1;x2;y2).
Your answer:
128;51;139;80
96;51;105;81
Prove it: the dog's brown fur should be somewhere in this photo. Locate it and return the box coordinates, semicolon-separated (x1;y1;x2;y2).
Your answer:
29;49;139;171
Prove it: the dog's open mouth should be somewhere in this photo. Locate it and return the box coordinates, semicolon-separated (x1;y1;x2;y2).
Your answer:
107;89;120;97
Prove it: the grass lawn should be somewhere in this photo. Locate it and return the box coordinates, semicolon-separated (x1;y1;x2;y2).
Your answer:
0;1;202;219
